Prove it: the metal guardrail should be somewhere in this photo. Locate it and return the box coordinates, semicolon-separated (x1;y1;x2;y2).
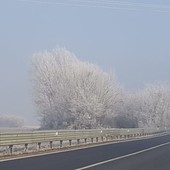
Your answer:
0;127;169;155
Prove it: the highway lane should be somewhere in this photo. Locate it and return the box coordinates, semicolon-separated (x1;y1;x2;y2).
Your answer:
81;142;170;170
0;134;170;170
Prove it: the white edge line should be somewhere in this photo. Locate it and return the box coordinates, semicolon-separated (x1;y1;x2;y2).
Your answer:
75;141;170;170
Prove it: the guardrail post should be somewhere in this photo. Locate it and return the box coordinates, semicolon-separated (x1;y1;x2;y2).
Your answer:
91;138;93;143
69;140;72;146
84;138;87;143
50;141;53;149
96;137;99;142
25;144;28;152
77;139;80;145
60;140;63;148
38;142;41;150
9;145;13;155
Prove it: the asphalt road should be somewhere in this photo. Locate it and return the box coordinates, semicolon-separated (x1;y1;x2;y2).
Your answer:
0;134;170;170
84;142;170;170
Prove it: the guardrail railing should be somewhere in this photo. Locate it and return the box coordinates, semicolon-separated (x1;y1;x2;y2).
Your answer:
0;127;169;155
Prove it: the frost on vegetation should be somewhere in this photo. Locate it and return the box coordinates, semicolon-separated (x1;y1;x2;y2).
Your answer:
32;48;123;129
32;48;170;129
118;84;170;128
136;84;170;128
0;115;24;128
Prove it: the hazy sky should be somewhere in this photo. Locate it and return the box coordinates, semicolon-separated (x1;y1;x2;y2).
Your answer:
0;0;170;125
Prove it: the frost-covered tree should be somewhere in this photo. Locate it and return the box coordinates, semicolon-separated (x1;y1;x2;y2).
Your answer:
120;84;170;128
114;92;139;128
138;84;170;128
0;115;24;128
32;48;123;129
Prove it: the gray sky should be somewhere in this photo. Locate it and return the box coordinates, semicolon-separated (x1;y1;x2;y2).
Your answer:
0;0;170;125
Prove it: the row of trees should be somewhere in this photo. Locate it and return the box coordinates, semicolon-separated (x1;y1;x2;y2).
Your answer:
121;84;170;128
0;115;24;128
32;48;170;129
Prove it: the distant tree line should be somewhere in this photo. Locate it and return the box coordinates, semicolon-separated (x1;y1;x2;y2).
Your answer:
32;48;170;129
0;115;24;128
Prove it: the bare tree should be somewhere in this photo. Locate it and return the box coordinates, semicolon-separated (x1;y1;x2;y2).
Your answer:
32;48;123;129
138;84;170;127
114;92;139;128
120;84;170;128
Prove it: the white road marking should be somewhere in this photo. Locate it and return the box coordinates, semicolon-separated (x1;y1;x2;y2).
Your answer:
76;141;170;170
